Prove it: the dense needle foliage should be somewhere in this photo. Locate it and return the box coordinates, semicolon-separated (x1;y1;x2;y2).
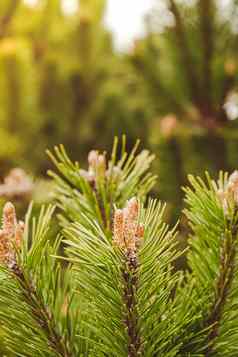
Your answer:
0;138;238;356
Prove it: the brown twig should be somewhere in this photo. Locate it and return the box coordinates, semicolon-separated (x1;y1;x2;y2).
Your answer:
122;252;142;357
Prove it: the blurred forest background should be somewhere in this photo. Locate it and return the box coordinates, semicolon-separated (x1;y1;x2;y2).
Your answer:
0;0;238;220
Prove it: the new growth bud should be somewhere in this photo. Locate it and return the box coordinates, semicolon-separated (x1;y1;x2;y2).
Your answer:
97;154;106;177
3;202;17;237
84;150;107;181
0;202;24;267
80;148;123;189
113;209;124;248
227;171;238;203
217;170;238;214
88;150;99;172
113;197;144;254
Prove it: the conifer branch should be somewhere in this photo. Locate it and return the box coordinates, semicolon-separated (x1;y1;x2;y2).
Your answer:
3;138;238;355
114;198;143;356
168;0;201;108
203;172;238;354
130;54;184;114
122;252;141;357
14;266;73;357
204;224;237;355
0;203;77;357
183;172;238;354
63;196;182;356
47;138;156;234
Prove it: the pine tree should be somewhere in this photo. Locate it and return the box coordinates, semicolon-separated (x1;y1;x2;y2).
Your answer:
129;0;238;218
1;138;238;356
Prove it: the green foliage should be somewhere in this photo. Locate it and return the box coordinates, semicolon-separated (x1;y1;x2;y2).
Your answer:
0;140;238;355
179;172;238;356
0;205;80;356
0;0;152;175
130;0;238;217
63;200;184;357
0;36;40;168
1;0;238;223
47;137;156;232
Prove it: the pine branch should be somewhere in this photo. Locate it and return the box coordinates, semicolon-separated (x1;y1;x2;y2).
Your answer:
63;197;186;356
3;140;238;355
0;203;79;357
121;252;141;357
130;52;184;114
47;137;156;234
13;266;73;357
183;172;238;354
167;0;202;109
204;223;237;355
